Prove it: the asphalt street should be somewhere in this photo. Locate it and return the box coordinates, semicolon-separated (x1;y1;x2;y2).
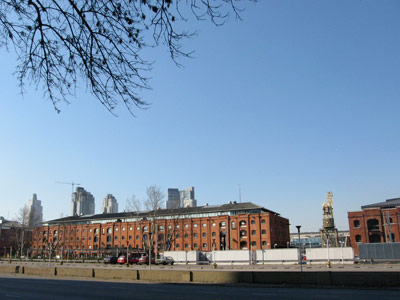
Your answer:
0;276;399;300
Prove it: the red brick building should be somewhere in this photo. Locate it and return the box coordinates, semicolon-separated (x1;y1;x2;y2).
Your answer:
32;202;290;258
348;198;400;255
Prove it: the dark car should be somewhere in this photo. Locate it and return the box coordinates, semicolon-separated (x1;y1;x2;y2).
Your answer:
138;255;155;265
104;256;118;264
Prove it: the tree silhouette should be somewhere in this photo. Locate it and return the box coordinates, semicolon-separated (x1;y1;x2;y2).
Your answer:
0;0;255;114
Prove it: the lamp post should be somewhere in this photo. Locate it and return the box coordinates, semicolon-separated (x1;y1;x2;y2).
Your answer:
340;241;344;265
296;226;302;272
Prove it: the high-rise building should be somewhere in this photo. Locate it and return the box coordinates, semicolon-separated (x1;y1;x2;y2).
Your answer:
166;188;180;209
26;194;43;227
101;194;118;214
181;187;197;208
71;187;95;216
166;187;197;208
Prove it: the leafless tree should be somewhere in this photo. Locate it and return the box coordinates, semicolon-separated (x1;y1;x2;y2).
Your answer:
125;194;142;212
14;205;31;258
0;0;256;114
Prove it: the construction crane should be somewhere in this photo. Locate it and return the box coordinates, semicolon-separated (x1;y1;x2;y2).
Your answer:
56;181;81;196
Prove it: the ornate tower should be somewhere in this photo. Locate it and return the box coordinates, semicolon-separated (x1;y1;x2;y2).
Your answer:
320;192;339;247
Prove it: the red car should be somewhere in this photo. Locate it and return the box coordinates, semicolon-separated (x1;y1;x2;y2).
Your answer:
138;255;155;265
118;255;139;264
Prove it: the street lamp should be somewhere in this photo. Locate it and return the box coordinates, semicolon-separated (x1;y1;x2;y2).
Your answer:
295;225;302;272
274;243;278;249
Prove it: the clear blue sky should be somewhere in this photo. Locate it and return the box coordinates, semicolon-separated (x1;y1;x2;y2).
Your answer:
1;1;399;232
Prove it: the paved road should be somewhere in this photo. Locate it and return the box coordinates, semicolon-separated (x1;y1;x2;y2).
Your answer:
0;276;399;300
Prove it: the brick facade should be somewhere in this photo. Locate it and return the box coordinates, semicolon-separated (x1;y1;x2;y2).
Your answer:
31;204;289;258
348;207;400;255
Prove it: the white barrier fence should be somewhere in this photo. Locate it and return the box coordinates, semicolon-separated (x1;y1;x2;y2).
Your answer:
305;247;354;264
163;248;355;265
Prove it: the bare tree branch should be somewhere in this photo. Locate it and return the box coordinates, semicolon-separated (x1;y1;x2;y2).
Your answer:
0;0;256;114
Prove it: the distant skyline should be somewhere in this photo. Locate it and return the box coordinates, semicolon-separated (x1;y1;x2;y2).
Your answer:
1;1;400;232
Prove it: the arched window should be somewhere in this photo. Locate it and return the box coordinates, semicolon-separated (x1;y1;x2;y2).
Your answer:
262;229;266;235
107;228;112;234
143;234;148;241
251;230;256;236
251;220;256;225
240;241;247;249
240;230;247;237
220;222;226;227
94;228;99;234
367;219;379;231
239;221;246;227
143;226;148;232
369;233;380;243
158;225;164;231
261;219;266;224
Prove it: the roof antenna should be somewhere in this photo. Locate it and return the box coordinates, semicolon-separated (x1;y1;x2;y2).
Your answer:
239;184;242;203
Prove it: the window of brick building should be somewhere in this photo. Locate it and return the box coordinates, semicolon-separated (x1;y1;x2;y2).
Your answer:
251;241;256;247
176;234;180;238
231;221;236;229
262;230;266;235
194;243;198;248
239;221;246;227
143;226;148;232
194;233;198;238
203;243;207;249
251;230;256;236
122;227;126;231
261;219;266;224
94;228;98;234
212;232;216;237
212;222;216;227
115;228;119;232
107;228;112;234
194;224;198;228
176;244;180;249
184;233;188;238
251;220;255;225
220;222;226;227
159;226;164;231
240;230;247;237
114;236;118;240
367;219;379;231
202;223;206;227
353;220;360;228
136;235;139;239
262;241;267;246
355;235;361;242
143;234;148;241
137;226;140;230
107;236;111;242
129;236;132;240
185;224;189;228
202;232;206;237
122;236;125;240
94;236;98;242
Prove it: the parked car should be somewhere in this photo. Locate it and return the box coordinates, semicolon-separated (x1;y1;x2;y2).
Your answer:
138;255;155;265
117;255;127;264
128;256;139;264
104;256;118;264
155;256;174;265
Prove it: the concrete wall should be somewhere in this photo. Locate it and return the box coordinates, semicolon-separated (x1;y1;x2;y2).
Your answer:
211;250;255;265
256;249;298;264
1;265;399;287
306;247;354;264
